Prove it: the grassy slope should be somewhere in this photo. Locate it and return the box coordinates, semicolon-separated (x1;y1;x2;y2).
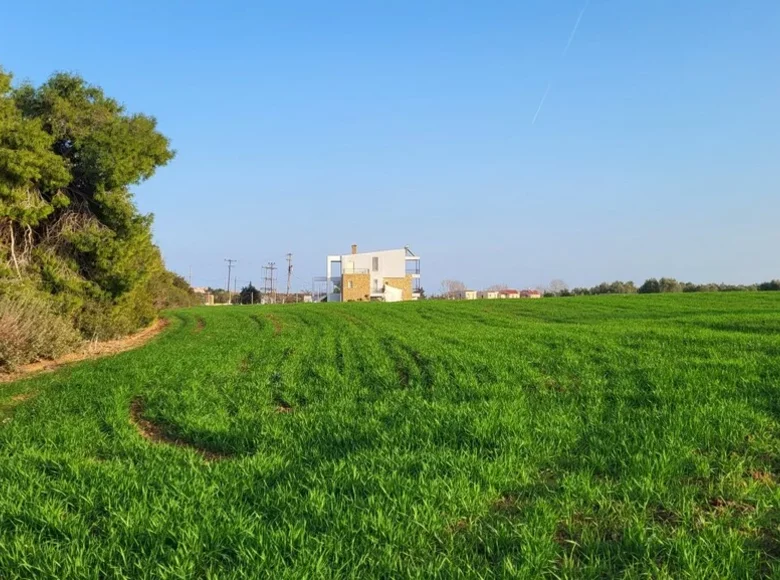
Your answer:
1;293;780;578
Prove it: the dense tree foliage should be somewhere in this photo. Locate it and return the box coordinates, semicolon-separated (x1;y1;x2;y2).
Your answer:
1;66;194;365
561;278;780;297
239;284;261;305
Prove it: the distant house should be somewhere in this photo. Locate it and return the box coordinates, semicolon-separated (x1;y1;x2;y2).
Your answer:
499;289;520;299
453;290;478;300
520;289;542;299
192;286;209;294
322;244;421;302
478;290;500;299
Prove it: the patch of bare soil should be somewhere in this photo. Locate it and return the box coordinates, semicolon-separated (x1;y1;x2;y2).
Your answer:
193;317;205;333
267;314;282;335
0;391;39;422
706;497;756;514
445;517;470;535
337;311;368;327
0;318;169;384
273;395;293;413
751;471;776;485
651;505;680;528
129;397;229;462
10;392;36;403
492;494;522;515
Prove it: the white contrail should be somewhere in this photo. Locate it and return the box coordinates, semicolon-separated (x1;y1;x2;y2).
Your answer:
562;0;590;58
531;82;552;126
531;0;590;125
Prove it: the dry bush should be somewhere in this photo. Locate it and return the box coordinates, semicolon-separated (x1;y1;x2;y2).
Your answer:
0;291;81;370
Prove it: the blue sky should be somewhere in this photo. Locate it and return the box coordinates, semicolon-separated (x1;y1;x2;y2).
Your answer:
3;1;778;291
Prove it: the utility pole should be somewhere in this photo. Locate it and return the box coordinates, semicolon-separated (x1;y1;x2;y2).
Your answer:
285;253;293;302
261;265;267;304
267;261;277;304
189;265;192;286
249;280;254;305
225;258;236;305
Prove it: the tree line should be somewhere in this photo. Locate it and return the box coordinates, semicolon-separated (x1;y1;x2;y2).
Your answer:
0;66;197;369
550;278;780;296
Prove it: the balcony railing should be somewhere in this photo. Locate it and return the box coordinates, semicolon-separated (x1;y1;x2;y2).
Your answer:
341;266;370;274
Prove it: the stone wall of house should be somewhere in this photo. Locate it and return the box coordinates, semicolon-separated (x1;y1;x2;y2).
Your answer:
383;275;413;301
342;273;371;301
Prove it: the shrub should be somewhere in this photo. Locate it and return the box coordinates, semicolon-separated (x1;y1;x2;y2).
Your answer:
0;291;81;370
638;278;661;294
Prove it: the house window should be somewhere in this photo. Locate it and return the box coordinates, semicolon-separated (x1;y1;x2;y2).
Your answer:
372;257;379;271
348;280;353;289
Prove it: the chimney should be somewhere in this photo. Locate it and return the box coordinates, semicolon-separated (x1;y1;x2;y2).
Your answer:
351;244;357;255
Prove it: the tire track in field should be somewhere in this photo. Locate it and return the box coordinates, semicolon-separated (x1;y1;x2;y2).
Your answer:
380;336;436;393
332;311;432;394
249;314;266;330
366;312;494;400
193;317;206;334
269;345;300;412
129;397;231;461
334;337;346;376
248;313;282;335
245;311;308;409
267;314;283;335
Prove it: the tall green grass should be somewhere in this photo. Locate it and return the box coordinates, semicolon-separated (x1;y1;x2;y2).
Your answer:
1;293;779;578
0;291;81;370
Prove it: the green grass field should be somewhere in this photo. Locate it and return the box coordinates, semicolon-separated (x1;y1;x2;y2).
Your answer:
2;293;780;578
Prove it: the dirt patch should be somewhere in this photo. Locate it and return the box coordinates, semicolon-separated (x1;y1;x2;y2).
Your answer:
691;497;756;531
554;513;624;550
0;318;170;384
273;394;293;413
10;392;36;403
492;494;522;515
705;497;756;515
751;471;776;485
267;314;282;335
193;317;205;333
0;390;39;422
445;518;470;534
129;397;229;462
338;312;368;327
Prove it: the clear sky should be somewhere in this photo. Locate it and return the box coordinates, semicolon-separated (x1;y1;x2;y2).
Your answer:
3;1;778;291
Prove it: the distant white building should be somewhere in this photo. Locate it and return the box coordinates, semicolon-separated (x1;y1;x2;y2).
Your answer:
453;290;478;300
319;244;421;302
478;290;500;299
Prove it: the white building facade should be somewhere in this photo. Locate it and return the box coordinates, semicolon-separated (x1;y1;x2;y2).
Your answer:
320;245;421;302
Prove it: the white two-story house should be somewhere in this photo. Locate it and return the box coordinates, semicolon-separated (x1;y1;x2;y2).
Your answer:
323;245;421;302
